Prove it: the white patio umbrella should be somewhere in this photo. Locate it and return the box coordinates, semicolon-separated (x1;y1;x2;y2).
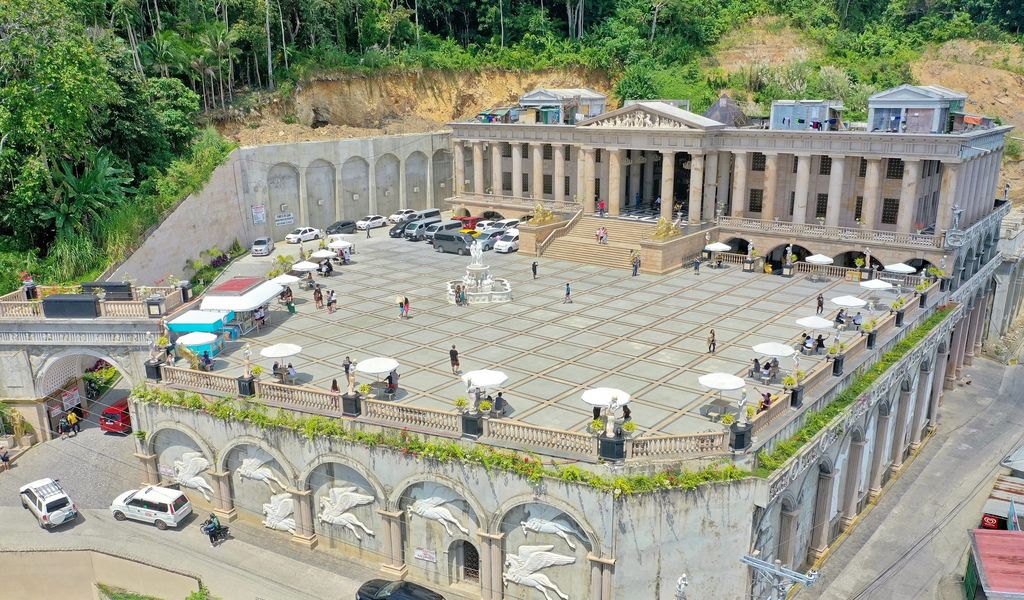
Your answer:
328;240;353;250
291;260;319;272
461;369;509;390
259;343;302;358
698;372;746;391
581;387;632;408
355;356;400;376
795;316;835;330
831;295;868;308
704;242;731;252
805;254;834;265
310;249;337;259
884;262;916;274
860;279;894;291
270;274;300;285
176;332;217;346
751;342;796;358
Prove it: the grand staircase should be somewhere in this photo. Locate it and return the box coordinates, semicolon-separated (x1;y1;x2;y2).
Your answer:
541;216;657;269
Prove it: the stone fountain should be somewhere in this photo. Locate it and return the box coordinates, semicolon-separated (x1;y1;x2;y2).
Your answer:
446;240;512;304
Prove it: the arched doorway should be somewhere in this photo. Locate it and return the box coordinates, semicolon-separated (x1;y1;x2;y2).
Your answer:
448;539;480;584
34;350;135;440
905;258;934;274
375;154;401;217
832;251;883;270
724;237;750;255
481;210;504;220
453;207;470;218
766;244;812;269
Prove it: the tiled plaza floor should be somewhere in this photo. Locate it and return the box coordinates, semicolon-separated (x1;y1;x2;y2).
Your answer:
201;233;891;436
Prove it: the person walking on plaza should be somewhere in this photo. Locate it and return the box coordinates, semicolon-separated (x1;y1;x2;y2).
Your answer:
707;329;716;354
398;298;406;319
632;254;640;277
693;257;701;275
816;293;824;315
531;261;538;279
313;285;323;310
563;282;572;304
326;289;337;314
449;345;460;374
58;415;69;439
67;410;80;435
366;225;371;239
403;297;410;319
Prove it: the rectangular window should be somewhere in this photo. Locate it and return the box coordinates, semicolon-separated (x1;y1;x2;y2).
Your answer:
565;147;571;161
543;174;553;195
752;153;767;171
501;143;511;158
748;189;764;212
564;176;571;197
502;172;512;192
855;196;863;221
595;178;602;197
522;173;529;194
819;156;832;175
815;193;829;219
881;198;899;224
789;191;795;215
858;158;868;177
522;144;529;159
886;158;905;179
543;144;553;160
595;149;602;163
792;157;799;174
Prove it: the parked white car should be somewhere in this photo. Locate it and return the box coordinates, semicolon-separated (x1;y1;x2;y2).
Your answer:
250;237;275;256
493;230;520;253
493;218;521;230
387;209;417;224
20;478;77;528
284;227;322;243
110;486;192;530
474;220;496;232
356;215;387;230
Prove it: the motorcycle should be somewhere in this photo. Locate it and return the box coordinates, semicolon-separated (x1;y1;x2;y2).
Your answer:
200;518;230;545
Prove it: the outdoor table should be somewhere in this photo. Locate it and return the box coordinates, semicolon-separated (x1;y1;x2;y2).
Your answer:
704;398;734;421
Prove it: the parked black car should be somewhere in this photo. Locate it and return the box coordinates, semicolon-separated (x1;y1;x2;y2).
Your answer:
388;221;411;238
326;220;357;235
357;579;445;600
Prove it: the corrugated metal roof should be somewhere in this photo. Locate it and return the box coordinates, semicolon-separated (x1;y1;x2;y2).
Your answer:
969;529;1024;598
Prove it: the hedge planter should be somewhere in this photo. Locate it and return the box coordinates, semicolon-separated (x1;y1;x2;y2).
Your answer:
236;376;256;397
461;412;484;439
831;354;845;376
895;309;906;327
866;330;878;349
598;436;626;461
919;292;928;308
144;359;163;381
789;386;804;409
341;393;362;417
730;422;752;451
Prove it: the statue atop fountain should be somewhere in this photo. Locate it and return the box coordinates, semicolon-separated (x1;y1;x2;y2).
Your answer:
447;239;512;304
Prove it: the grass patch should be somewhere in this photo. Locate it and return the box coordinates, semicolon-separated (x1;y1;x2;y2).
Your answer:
96;584;161;600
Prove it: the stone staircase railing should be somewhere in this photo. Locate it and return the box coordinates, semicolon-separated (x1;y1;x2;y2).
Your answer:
538;209;584;254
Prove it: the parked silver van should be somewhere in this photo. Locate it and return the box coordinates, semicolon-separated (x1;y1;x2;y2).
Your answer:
409;208;442;223
425;220;464;242
404;217;442;241
432;231;474;255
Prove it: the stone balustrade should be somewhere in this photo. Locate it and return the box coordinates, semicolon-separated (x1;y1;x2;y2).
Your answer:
628;431;729;459
0;284;184;320
362;399;461;436
99;301;148;318
717;216;943;249
161;365;238;395
484;419;597;458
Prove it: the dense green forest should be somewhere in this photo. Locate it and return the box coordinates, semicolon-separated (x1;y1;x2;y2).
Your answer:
1;0;1022;291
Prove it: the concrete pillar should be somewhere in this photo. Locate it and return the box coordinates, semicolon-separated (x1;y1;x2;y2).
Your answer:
553;144;566;204
511;143;523;198
966;157;980;224
976;294;991;354
590;558;602;599
867;409;891;501
530;143;543;199
861;158;882;229
731;151;748;217
608;149;623;216
909;364;934;450
937;162;961;232
453;141;466;195
779;507;798;567
792;154;811;224
489;533;503;600
809;469;836;558
588;555;615;600
946;318;966;388
840;439;866;528
643;151;656;204
898;159;922;233
931;344;949;419
472;142;485;195
378;509;407;578
964;300;984;365
136;452;159;485
688;152;705;224
703;151;719;221
288;487;317;548
825;155;846;227
762;153;779;221
955;309;973;378
490;143;502;195
575;146;585;202
210;470;237;522
661;150;676;221
584;148;597;213
889;387;913;473
716;151;731;216
298;167;309;227
476;531;503;600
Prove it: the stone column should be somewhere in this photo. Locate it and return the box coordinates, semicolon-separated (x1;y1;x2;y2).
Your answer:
588;555;615;600
889;387;913;474
975;294;991;355
553;144;566;204
898;159;922;233
210;470;237;521
511;143;523;198
945;318;967;389
288;487;318;549
778;508;798;566
825;155;846;227
688;152;705;224
489;532;504;600
955;309;973;378
966;157;981;223
608;149;623;216
792;154;811;224
378;509;407;578
809;470;835;558
628;153;641;209
584;148;597;213
840;439;866;528
930;344;949;419
731;151;749;217
531;143;543;199
643;151;656;204
937;162;961;232
576;146;586;202
453;141;465;194
298;167;309;226
762;153;779;221
964;300;984;365
909;364;934;450
135;452;160;485
702;151;719;221
660;150;676;221
476;531;503;600
590;558;602;599
472;142;485;195
716;151;731;215
867;409;891;501
861;158;882;229
490;143;503;195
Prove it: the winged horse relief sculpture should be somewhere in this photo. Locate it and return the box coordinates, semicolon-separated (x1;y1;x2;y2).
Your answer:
172;452;216;502
503;545;576;600
317;487;375;539
262;492;296;533
408;497;469;536
236;457;287;492
520;518;579;550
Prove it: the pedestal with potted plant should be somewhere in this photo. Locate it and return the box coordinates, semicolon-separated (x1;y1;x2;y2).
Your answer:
828;343;847;376
891;297;907;327
458;396;483;438
863;318;879;349
723;412;751;451
915;281;930;308
854;257;871;281
784;371;807;408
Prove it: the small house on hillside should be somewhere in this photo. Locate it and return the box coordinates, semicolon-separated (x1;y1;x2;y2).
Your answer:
703;94;750;128
867;84;967;134
517;88;607;125
770;99;844;131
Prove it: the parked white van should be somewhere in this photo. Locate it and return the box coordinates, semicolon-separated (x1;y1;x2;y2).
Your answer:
110;486;192;530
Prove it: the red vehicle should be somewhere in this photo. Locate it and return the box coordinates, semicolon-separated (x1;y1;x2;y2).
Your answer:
454;215;483;230
99;398;132;433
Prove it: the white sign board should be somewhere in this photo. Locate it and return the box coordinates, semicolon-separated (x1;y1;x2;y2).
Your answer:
414;547;437;563
158;464;175;478
274;212;295;227
61;389;81;412
252;204;267;224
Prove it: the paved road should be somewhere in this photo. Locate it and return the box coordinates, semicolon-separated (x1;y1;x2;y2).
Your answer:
796;359;1024;600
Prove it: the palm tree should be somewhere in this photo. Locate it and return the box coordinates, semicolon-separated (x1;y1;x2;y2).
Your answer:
109;0;145;76
46;149;134;240
144;29;182;77
200;22;233;110
190;53;214;110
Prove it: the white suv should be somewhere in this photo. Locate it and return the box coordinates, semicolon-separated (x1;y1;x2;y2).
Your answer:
111;486;192;530
20;478;78;528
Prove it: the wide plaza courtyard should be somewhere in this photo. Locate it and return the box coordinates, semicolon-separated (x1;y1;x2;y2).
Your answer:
203;232;890;437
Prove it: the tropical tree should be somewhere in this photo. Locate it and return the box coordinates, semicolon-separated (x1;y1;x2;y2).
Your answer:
46;148;134;239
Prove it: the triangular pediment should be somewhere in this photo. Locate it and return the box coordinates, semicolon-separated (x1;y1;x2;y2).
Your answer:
578;102;724;130
869;84;966;103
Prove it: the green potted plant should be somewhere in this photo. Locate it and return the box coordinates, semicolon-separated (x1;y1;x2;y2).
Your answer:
782;375;797;389
746;405;757;422
891;297;907;327
237;364;262;397
622;421;637;436
829;342;847;376
590;418;605;434
722;412;752;451
478;400;493;414
863;318;880;349
916;281;930;307
461;398;485;439
720;413;736;426
453;396;469;412
357;382;373;398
